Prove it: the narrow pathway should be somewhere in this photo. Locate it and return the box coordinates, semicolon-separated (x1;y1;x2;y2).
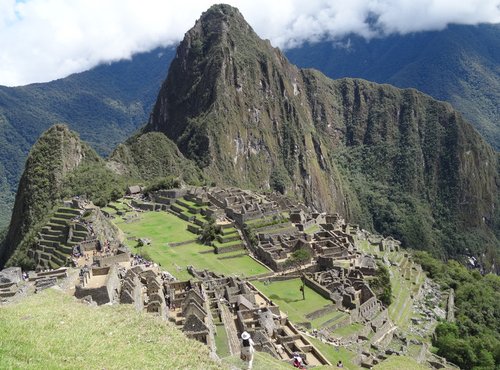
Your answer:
220;303;240;355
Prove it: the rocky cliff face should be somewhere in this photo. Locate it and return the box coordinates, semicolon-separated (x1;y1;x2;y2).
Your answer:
145;4;498;259
147;4;350;214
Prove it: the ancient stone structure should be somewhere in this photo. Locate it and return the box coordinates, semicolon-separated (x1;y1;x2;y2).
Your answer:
75;265;120;305
167;268;331;366
0;267;22;299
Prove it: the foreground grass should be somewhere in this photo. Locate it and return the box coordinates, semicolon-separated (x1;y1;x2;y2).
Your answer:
0;289;223;370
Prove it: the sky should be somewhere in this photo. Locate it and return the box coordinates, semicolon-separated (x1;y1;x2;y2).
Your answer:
0;0;499;86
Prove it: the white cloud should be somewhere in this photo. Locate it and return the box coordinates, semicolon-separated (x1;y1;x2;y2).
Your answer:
0;0;499;86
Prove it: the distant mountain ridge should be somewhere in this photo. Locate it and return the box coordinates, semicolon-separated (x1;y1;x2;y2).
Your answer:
286;23;500;150
0;47;174;228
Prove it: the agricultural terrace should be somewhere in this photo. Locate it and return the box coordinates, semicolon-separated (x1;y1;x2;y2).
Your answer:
357;240;426;329
113;211;270;280
253;279;348;329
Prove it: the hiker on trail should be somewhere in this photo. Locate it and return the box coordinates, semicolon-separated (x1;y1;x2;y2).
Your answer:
240;331;255;369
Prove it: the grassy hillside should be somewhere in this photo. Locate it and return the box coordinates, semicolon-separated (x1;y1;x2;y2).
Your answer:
0;288;223;370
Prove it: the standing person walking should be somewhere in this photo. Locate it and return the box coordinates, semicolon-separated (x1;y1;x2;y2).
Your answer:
240;331;255;369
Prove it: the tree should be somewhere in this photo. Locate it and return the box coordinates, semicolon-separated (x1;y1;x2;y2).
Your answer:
199;218;217;245
286;248;311;301
370;262;392;306
287;248;311;271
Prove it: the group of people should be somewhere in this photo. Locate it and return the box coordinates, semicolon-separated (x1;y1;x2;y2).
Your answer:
130;254;155;268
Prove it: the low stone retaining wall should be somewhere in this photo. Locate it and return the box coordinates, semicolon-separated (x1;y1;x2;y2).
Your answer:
306;304;338;320
214;243;244;254
168;239;198;247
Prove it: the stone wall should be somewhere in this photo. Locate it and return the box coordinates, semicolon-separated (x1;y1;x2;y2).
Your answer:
75;265;120;305
303;276;335;302
94;250;130;267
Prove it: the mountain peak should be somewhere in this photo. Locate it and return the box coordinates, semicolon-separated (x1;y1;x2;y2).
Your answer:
180;3;258;60
146;3;288;156
144;5;498;262
200;3;246;24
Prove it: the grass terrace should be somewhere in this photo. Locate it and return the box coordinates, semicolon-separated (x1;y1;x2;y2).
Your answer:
114;211;197;245
373;355;430;370
304;224;320;234
113;211;269;280
140;242;269;280
307;336;359;369
253;279;333;327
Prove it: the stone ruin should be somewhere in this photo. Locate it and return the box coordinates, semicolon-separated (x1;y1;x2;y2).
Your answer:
75;262;169;319
165;267;332;367
304;268;381;322
75;265;120;305
0;267;22;300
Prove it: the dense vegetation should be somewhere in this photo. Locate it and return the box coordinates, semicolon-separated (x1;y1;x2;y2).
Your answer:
370;262;392;306
61;161;126;207
415;252;500;370
286;23;500;151
109;132;205;186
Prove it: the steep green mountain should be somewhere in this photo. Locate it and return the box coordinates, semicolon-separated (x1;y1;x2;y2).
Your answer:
108;132;203;185
142;4;498;263
0;47;174;229
285;24;500;150
0;125;205;268
0;125;126;268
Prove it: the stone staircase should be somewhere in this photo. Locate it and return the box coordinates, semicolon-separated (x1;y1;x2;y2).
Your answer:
28;206;89;270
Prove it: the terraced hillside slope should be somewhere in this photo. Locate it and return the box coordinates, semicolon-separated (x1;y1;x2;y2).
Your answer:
138;5;498;264
0;125;126;268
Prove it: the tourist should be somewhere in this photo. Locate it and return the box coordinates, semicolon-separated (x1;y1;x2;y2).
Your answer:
337;360;344;368
240;331;255;369
293;353;305;369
